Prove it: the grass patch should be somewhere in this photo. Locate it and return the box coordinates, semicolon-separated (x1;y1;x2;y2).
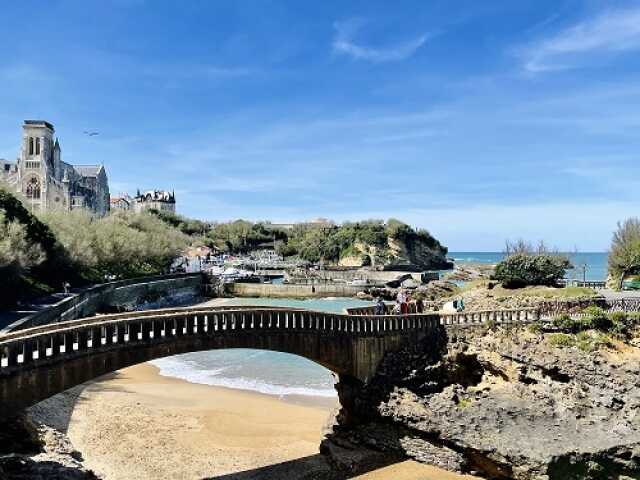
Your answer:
548;333;576;348
548;331;614;352
455;281;598;300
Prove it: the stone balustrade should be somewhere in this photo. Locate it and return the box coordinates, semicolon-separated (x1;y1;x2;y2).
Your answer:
347;305;540;325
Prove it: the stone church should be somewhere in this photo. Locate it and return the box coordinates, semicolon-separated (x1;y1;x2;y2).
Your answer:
0;120;110;216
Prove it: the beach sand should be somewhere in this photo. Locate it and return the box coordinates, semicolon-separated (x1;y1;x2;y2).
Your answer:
60;362;480;480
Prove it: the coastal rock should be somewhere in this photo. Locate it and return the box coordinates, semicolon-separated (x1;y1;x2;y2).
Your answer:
385;237;452;271
0;412;98;480
324;326;640;479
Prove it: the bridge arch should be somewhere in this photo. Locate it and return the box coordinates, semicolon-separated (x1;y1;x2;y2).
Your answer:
0;306;441;419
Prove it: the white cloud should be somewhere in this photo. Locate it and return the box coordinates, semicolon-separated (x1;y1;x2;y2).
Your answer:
520;7;640;72
332;20;431;63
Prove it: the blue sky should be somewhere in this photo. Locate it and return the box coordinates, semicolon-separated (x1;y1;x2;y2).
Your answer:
1;0;639;251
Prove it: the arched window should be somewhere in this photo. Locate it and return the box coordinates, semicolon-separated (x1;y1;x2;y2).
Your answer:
35;138;40;155
28;137;34;156
25;177;41;200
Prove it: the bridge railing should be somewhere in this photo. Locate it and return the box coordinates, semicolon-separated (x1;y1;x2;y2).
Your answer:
0;307;442;373
439;307;540;325
347;305;540;324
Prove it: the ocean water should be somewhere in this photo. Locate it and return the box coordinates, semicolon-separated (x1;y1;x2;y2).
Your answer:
151;297;374;398
450;251;609;282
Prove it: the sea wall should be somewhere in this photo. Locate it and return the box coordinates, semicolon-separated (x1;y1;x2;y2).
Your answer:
285;269;430;286
225;282;364;298
3;273;203;333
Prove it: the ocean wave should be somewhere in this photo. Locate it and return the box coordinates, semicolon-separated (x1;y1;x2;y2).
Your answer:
151;357;337;398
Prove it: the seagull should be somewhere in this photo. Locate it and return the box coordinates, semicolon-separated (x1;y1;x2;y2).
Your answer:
83;131;100;137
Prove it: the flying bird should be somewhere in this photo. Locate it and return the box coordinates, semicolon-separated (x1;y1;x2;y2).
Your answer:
83;131;100;137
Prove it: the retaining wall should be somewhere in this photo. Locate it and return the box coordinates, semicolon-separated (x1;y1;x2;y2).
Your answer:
3;273;203;333
226;282;364;298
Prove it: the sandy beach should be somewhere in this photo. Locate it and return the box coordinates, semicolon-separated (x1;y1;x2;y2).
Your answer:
43;362;480;480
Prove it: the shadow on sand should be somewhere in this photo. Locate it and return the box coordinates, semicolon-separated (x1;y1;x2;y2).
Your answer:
203;452;403;480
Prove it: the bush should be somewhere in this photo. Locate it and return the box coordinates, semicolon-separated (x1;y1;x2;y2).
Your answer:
552;314;580;333
548;333;576;348
549;331;613;352
527;321;543;334
41;210;189;282
580;306;612;331
608;311;630;337
493;253;571;288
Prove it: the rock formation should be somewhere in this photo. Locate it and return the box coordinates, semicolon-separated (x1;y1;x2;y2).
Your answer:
323;325;640;480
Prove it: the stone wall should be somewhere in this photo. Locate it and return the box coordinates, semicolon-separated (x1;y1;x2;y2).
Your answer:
2;273;203;333
226;282;365;298
286;269;425;284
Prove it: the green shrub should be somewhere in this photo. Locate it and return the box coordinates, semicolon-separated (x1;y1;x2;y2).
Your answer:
527;321;543;334
552;314;579;333
549;331;613;352
576;331;614;352
493;253;571;288
548;333;576;348
608;311;629;336
41;210;189;282
580;306;612;331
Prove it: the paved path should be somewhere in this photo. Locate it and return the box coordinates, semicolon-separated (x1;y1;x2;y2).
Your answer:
597;289;640;300
0;291;75;331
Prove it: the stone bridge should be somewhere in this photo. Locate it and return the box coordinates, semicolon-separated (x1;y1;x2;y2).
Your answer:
0;305;538;420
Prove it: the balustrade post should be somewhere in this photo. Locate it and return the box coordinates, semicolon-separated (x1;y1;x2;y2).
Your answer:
7;343;20;366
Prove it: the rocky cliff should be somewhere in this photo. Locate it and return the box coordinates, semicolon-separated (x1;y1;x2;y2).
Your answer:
323;326;640;480
337;237;452;271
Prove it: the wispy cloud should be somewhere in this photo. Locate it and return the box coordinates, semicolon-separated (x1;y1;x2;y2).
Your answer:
332;19;431;63
519;7;640;72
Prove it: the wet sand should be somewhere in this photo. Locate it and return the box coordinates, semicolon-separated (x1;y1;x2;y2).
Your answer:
63;362;479;479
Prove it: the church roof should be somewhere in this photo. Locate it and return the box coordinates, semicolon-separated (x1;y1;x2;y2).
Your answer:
74;165;103;177
24;120;55;131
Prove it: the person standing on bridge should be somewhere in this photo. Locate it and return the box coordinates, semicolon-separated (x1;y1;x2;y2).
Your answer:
374;297;386;315
416;297;424;313
392;301;402;315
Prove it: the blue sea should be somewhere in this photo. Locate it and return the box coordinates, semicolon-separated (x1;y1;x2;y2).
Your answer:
151;297;374;398
450;251;609;282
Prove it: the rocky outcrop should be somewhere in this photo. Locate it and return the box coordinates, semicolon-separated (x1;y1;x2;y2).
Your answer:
324;326;640;479
335;236;451;271
385;237;451;272
0;415;98;480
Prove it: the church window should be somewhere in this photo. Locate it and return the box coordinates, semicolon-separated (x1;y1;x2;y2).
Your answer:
28;138;34;156
35;138;41;155
25;177;41;200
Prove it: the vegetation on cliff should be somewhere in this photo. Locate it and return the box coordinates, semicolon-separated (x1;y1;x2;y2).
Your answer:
42;210;189;282
0;186;189;308
149;213;450;270
0;187;74;307
279;219;449;269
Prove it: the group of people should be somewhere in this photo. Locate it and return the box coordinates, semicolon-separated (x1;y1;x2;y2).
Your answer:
373;290;425;315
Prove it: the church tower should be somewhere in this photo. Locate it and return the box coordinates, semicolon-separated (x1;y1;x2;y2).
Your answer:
18;120;55;211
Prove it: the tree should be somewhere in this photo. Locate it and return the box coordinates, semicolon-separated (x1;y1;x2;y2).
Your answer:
0;212;46;307
608;218;640;290
41;210;189;281
493;239;571;288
